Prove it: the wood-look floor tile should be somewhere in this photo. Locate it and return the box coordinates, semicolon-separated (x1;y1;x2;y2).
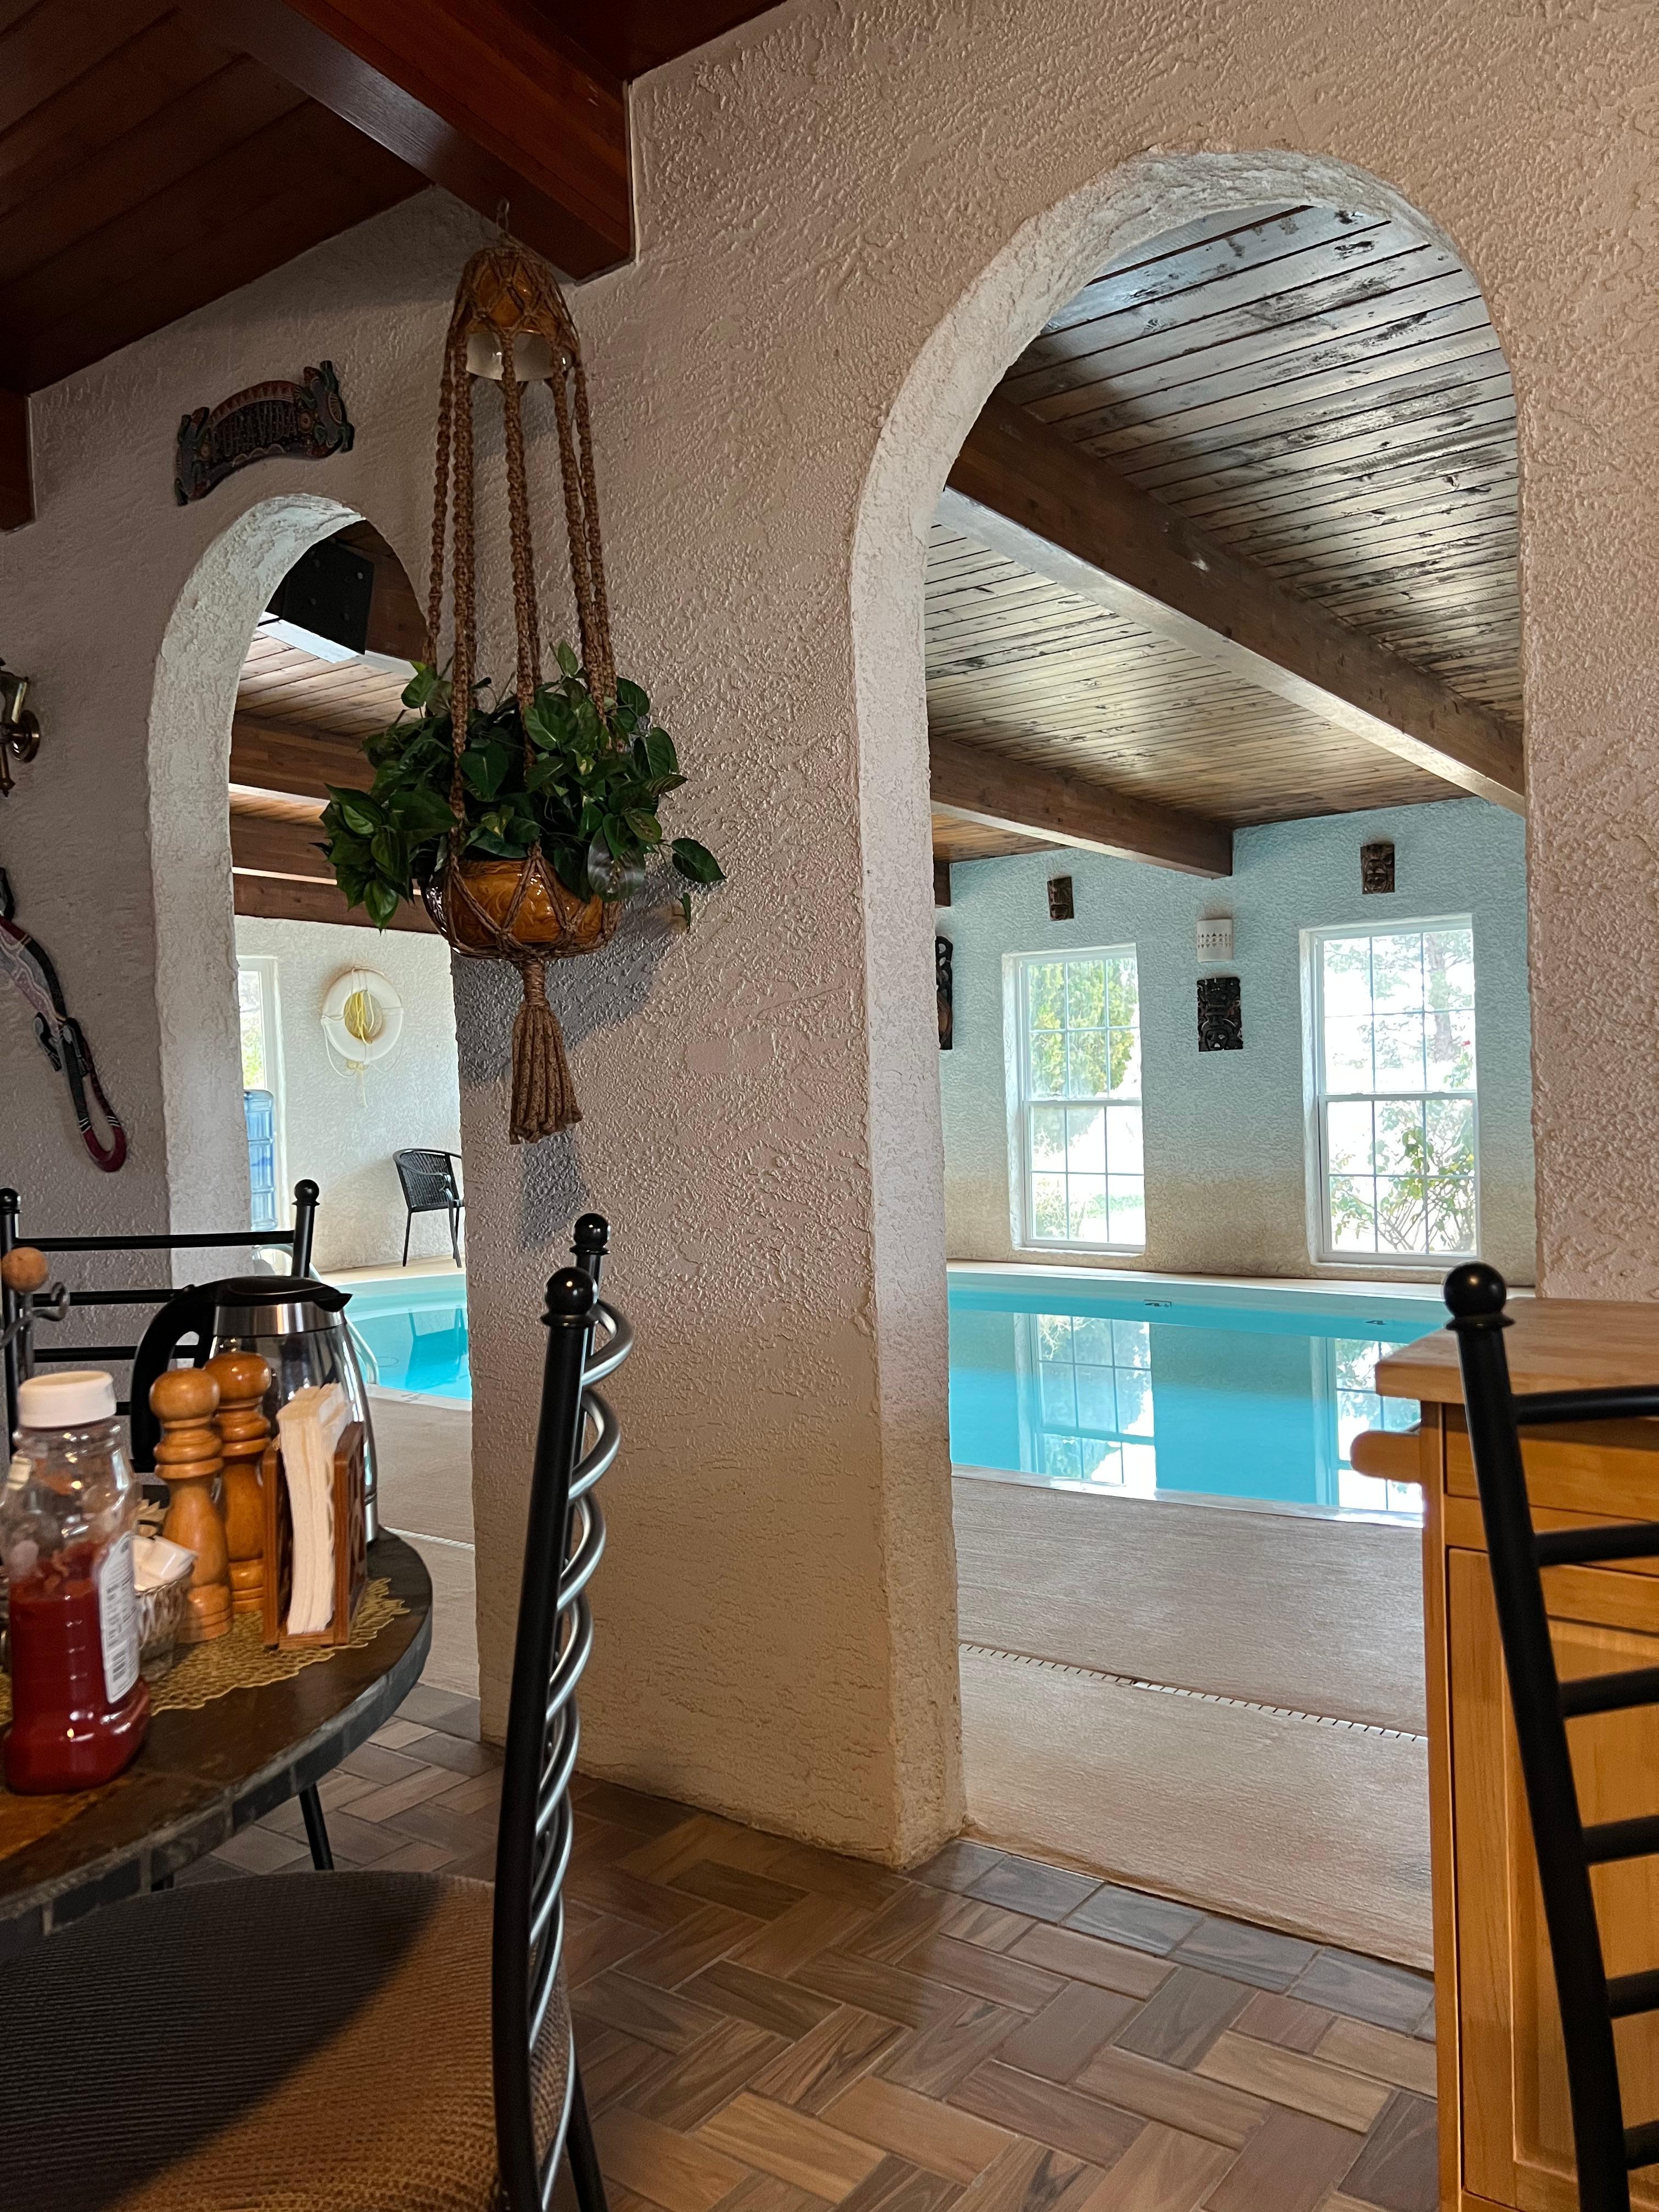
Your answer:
594;2104;753;2212
1114;1968;1251;2069
953;2137;1104;2212
898;1933;1065;2015
1069;2047;1266;2151
913;1841;1008;1895
881;1997;1025;2099
623;1814;754;1885
579;1780;700;1838
697;2092;887;2198
834;2153;964;2212
1314;2018;1437;2099
574;1971;728;2053
1063;1885;1203;1959
1201;2108;1362;2212
749;2006;905;2114
713;2175;834;2212
673;1859;809;1923
1331;2091;1438;2212
1412;1998;1435;2045
938;1898;1034;1953
848;1886;961;1963
1290;1953;1434;2037
563;1861;712;1934
1171;1917;1318;1994
1195;2032;1389;2132
826;2074;1013;2182
1233;1994;1333;2055
626;1904;766;1990
729;1895;876;1978
1009;1923;1171;2001
685;1961;841;2040
1070;2121;1233;2212
995;1984;1142;2083
577;2024;674;2116
569;1909;656;1986
407;1729;498;1776
630;2018;788;2132
792;1949;973;2031
720;1829;908;1910
946;2062;1145;2170
966;1859;1103;1926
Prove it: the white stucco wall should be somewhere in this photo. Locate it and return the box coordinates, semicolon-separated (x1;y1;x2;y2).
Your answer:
940;799;1536;1285
1;0;1656;1864
234;915;462;1272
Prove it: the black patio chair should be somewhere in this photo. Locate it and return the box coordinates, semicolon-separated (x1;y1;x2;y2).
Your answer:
0;1212;628;2212
395;1148;464;1266
1447;1260;1659;2212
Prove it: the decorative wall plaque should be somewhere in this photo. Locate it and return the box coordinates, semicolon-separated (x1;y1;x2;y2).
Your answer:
1361;840;1396;895
1047;874;1074;921
174;362;354;505
1197;974;1243;1052
936;935;954;1050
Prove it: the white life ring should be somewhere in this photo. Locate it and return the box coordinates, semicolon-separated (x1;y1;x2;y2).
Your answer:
321;968;404;1067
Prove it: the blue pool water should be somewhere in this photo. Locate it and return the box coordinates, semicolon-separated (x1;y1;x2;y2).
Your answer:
346;1274;471;1401
949;1271;1439;1519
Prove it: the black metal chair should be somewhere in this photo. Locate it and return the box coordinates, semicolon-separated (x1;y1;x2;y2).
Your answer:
1447;1260;1659;2212
0;1177;319;1434
0;1214;627;2212
394;1148;464;1266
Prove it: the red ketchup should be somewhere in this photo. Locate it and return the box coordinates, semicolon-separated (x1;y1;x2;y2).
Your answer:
3;1369;150;1793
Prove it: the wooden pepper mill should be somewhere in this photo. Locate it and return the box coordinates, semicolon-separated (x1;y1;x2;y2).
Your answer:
206;1350;273;1618
150;1367;233;1644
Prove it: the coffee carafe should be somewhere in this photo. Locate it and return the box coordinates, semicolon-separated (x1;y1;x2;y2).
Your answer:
128;1278;380;1539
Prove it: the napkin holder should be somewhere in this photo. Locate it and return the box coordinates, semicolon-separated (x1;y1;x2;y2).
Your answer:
259;1420;368;1651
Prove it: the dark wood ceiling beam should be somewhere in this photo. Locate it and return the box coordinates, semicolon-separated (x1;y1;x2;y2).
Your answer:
930;735;1232;880
230;715;373;800
0;391;31;530
198;0;631;274
944;396;1525;813
229;812;332;879
233;870;435;933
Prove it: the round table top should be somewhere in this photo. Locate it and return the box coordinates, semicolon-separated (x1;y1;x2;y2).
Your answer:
0;1532;432;1960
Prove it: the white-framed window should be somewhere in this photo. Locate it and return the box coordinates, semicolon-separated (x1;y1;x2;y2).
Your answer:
1306;919;1477;1264
236;956;287;1234
1013;947;1144;1250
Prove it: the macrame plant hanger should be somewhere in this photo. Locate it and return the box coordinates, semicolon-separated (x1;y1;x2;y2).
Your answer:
422;223;619;1142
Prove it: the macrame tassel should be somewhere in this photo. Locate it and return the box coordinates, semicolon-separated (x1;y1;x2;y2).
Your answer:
510;960;580;1143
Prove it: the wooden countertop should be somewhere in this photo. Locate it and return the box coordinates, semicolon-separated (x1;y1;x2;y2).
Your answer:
1377;1296;1659;1403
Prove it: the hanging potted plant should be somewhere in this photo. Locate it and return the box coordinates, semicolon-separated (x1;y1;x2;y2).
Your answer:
319;233;722;1142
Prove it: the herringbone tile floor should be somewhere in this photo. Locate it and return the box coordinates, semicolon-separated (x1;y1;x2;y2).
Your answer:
184;1682;1439;2212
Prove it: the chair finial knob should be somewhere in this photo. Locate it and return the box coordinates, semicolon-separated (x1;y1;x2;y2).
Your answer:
1444;1261;1508;1319
544;1266;597;1321
572;1214;609;1255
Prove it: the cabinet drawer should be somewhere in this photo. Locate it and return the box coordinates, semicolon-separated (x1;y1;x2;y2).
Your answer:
1446;1407;1659;1520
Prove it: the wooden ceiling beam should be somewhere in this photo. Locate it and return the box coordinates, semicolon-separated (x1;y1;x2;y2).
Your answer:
196;0;631;275
930;735;1232;879
234;870;436;934
0;391;32;531
230;714;372;801
944;396;1525;813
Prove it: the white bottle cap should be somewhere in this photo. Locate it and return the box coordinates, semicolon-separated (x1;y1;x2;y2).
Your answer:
16;1370;118;1428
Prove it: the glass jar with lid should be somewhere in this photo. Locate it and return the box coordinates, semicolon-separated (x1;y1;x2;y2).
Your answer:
2;1368;150;1792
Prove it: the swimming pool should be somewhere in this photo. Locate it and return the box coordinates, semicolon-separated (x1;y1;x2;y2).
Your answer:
345;1274;471;1401
949;1268;1439;1519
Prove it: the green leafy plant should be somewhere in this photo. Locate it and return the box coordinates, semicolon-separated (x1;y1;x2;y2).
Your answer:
319;647;724;930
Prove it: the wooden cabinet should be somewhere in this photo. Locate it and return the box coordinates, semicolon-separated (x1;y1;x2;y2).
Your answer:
1370;1305;1659;2212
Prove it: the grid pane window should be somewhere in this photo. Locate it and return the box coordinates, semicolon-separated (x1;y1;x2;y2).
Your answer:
1020;950;1143;1249
1313;923;1476;1260
1029;1312;1156;1489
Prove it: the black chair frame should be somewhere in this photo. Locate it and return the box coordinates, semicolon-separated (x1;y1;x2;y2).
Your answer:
1448;1260;1659;2212
394;1148;464;1268
493;1213;620;2212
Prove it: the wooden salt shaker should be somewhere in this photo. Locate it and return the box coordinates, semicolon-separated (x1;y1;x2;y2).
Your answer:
206;1350;273;1618
150;1367;233;1643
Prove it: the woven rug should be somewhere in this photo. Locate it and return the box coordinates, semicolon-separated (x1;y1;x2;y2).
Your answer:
0;1576;406;1730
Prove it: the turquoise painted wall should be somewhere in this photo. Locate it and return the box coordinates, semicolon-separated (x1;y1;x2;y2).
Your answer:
938;798;1536;1283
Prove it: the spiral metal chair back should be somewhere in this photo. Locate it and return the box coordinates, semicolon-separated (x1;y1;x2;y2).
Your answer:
492;1214;629;2210
1448;1260;1659;2212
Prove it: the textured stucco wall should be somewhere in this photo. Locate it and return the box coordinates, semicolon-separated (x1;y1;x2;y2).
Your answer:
940;799;1536;1284
1;0;1656;1865
234;916;462;1272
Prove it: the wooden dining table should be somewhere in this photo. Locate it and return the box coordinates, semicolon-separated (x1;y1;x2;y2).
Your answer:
0;1530;430;1959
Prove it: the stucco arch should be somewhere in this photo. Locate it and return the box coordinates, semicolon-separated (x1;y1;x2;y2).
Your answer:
146;492;367;1239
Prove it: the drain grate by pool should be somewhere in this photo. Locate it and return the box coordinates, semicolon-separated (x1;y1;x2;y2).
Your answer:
959;1643;1427;1743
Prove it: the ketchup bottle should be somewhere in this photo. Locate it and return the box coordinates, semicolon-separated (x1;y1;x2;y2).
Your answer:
2;1369;150;1792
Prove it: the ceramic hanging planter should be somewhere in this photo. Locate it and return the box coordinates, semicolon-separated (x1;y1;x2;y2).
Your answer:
318;229;724;1142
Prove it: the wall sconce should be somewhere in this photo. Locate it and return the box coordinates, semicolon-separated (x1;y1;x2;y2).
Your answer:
0;661;41;798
